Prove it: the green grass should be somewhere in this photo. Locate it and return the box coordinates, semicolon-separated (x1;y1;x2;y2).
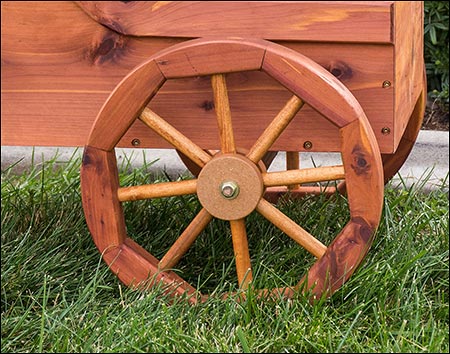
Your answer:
1;151;449;353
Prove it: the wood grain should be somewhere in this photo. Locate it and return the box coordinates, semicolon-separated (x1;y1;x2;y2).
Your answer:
297;118;383;299
1;0;400;152
76;21;388;301
153;38;267;79
76;1;394;43
286;152;300;190
247;95;304;163
301;218;375;300
81;144;207;303
340;119;384;228
256;198;327;258
262;43;368;129
158;208;213;271
139;107;211;167
87;60;165;150
117;179;197;202
230;219;253;290
120;238;206;304
263;186;337;204
393;1;424;150
211;74;236;154
80;145;126;251
382;86;426;183
263;166;345;187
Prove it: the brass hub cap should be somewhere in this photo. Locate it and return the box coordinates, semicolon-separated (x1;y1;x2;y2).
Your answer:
197;154;264;220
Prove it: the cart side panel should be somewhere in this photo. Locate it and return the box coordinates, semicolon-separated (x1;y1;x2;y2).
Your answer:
393;1;425;149
2;1;395;153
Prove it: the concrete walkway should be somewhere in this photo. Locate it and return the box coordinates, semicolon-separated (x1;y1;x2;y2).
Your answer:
2;130;448;190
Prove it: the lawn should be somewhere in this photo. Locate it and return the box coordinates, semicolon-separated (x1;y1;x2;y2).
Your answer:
1;152;448;353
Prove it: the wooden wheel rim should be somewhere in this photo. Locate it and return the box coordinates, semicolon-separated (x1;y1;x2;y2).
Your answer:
81;38;384;302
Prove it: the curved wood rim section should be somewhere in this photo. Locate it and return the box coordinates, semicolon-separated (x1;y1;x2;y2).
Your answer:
87;60;166;151
81;146;126;251
262;42;366;128
299;119;383;300
81;37;384;302
300;218;375;300
153;38;267;79
81;145;204;304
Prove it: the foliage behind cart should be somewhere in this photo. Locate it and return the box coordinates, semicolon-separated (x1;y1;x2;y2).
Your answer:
424;1;449;106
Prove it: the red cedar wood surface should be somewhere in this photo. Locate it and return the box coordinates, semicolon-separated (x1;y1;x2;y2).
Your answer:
1;1;423;154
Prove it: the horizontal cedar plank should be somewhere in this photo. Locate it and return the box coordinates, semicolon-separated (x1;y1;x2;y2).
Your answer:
1;74;394;152
1;1;99;53
146;88;339;152
76;1;394;43
1;91;105;147
2;40;394;94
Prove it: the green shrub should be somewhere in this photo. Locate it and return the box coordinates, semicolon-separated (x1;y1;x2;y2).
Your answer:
424;1;449;108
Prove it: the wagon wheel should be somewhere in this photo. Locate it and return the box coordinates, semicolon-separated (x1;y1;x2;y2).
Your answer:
81;38;384;304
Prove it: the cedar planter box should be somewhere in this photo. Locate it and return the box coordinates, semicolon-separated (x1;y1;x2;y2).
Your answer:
1;1;426;303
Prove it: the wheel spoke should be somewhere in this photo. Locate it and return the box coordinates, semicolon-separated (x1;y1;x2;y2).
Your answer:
230;219;253;290
256;199;327;258
159;208;213;270
263;165;345;187
211;74;236;154
286;151;300;190
264;185;337;200
140;107;211;167
118;179;197;202
247;95;304;163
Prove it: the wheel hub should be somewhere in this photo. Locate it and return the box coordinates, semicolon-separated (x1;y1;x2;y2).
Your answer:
197;154;264;220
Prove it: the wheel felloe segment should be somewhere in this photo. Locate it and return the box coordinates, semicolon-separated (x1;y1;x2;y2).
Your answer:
300;119;384;299
81;145;205;304
80;37;384;304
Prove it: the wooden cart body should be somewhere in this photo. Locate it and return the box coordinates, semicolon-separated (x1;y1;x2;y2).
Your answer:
1;1;423;154
1;1;426;302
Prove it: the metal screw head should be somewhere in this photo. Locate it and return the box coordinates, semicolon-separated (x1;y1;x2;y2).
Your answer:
382;80;391;88
381;127;391;135
220;181;240;199
131;138;141;147
303;141;313;150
